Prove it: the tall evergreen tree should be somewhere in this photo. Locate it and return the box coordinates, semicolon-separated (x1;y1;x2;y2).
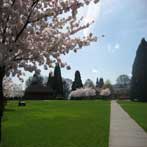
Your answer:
72;70;83;90
131;38;147;102
53;64;63;96
99;78;104;88
47;72;54;89
96;77;99;87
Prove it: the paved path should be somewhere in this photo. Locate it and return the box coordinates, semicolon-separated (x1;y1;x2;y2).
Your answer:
109;100;147;147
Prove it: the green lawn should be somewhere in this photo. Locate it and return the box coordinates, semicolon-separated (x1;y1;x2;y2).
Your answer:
118;100;147;132
1;100;110;147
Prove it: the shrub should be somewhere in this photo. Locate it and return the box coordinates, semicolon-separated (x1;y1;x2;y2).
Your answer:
68;88;96;100
100;88;111;97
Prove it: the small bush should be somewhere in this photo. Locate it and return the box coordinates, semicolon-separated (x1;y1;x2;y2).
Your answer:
68;88;96;100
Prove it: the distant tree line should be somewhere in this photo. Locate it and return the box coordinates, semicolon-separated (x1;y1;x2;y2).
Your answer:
24;63;63;99
96;77;104;88
23;37;147;102
24;67;107;100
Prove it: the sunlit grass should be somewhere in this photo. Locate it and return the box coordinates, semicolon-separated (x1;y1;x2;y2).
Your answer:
1;100;110;147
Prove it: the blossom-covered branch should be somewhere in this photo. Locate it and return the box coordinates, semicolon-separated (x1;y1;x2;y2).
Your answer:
0;0;99;76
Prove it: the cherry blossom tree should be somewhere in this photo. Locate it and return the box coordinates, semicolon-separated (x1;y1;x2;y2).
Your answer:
69;88;96;100
100;88;111;97
0;0;100;140
3;77;14;98
3;79;24;98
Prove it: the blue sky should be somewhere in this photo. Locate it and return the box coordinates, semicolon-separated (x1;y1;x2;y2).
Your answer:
12;0;147;88
60;0;147;84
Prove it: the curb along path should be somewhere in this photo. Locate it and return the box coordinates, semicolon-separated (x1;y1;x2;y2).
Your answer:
109;100;147;147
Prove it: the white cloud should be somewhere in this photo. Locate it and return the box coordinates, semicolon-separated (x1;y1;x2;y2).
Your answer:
115;43;120;49
128;73;132;78
92;69;99;73
107;43;120;53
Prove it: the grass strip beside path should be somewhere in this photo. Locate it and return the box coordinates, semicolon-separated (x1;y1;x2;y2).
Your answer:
118;100;147;132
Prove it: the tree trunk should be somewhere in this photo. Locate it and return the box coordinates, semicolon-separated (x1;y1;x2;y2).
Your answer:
0;66;5;142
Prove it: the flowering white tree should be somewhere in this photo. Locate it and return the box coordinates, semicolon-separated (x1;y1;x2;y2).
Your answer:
0;0;100;140
3;77;14;98
68;88;96;100
100;88;111;97
3;77;24;98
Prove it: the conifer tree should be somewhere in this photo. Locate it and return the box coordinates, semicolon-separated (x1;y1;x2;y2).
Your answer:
53;64;63;97
47;72;54;89
72;70;83;90
99;78;104;88
131;38;147;102
96;77;99;87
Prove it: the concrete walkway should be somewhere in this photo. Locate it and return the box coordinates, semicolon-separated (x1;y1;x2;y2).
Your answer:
109;100;147;147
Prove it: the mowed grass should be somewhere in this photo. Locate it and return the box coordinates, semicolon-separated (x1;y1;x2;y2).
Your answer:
119;100;147;132
1;100;110;147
